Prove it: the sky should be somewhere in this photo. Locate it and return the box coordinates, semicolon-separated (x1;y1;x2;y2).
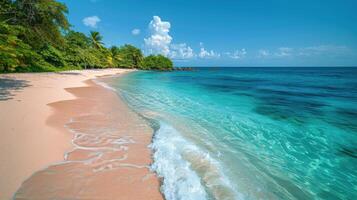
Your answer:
60;0;357;66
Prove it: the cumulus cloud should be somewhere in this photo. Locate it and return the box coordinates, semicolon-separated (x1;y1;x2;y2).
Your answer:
144;16;172;56
83;16;101;28
131;28;141;35
170;43;195;59
143;16;197;60
229;49;247;59
143;16;225;60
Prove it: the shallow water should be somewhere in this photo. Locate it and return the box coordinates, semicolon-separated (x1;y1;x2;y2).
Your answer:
111;67;357;200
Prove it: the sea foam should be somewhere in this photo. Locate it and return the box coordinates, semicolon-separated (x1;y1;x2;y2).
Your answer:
92;78;117;92
150;121;240;200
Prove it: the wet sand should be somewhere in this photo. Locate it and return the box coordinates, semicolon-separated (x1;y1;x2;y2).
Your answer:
0;69;162;200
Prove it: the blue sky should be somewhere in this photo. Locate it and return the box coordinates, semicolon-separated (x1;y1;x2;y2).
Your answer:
60;0;357;66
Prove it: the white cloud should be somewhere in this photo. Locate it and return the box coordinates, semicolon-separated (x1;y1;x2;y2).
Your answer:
143;16;226;60
199;47;220;59
170;43;195;59
198;43;220;59
83;16;101;28
230;49;247;59
131;28;141;35
144;16;172;56
143;16;197;60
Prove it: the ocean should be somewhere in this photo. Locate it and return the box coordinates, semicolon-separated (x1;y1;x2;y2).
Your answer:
109;67;357;200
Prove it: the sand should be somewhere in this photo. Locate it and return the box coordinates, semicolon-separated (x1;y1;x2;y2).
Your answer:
0;69;163;200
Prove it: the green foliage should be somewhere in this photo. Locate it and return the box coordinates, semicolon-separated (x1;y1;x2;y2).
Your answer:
0;24;23;71
0;0;14;21
0;0;174;73
63;31;100;68
65;31;91;48
109;46;122;67
0;22;46;72
141;54;173;70
40;45;66;67
89;31;104;49
115;44;144;68
9;0;70;48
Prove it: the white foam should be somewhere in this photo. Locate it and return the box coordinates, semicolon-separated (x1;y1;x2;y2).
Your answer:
92;79;117;92
150;121;243;200
150;122;208;200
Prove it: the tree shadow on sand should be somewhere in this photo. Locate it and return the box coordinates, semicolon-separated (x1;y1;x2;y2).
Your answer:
0;78;31;101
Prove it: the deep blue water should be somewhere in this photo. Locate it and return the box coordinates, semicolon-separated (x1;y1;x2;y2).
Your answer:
111;67;357;200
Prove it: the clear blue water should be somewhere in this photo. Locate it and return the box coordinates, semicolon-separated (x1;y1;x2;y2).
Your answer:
110;67;357;200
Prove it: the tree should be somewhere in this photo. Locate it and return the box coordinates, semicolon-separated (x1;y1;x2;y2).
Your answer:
109;46;121;66
89;31;104;49
65;31;91;48
64;31;101;69
116;44;143;68
0;0;14;22
40;44;66;68
0;22;46;72
141;54;173;70
6;0;70;48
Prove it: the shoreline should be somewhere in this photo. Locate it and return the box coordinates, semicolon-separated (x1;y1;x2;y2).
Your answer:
0;69;163;200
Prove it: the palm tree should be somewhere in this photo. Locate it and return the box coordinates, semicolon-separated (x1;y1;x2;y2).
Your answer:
89;31;104;49
132;50;143;68
109;46;122;66
110;46;120;57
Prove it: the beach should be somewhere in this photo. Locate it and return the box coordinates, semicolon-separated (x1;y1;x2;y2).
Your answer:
0;69;162;200
1;68;356;200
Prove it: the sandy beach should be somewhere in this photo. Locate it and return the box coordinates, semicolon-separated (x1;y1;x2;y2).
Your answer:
0;69;162;200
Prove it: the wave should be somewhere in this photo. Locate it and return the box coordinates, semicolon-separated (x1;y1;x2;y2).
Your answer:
92;78;117;92
150;121;242;200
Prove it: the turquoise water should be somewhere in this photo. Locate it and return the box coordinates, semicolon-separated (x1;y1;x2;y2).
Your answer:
110;67;357;200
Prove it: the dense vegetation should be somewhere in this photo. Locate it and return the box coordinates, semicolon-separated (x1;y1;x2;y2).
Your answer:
0;0;173;73
142;55;173;70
